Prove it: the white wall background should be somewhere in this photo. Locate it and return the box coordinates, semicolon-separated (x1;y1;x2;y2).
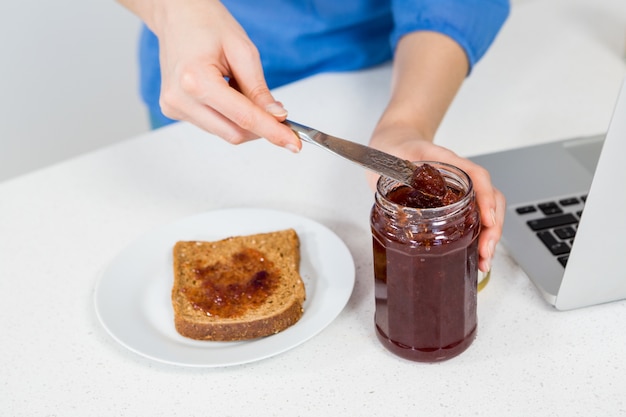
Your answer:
0;1;148;182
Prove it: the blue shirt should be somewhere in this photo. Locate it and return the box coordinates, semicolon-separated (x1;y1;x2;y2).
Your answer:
139;0;509;127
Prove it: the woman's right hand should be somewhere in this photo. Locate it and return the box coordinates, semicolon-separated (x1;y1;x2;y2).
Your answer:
118;0;301;152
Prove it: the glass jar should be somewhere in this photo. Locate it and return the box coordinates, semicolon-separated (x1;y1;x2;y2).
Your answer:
370;161;481;362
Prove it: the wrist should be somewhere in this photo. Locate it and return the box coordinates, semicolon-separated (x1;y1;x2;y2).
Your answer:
119;0;216;36
373;110;434;144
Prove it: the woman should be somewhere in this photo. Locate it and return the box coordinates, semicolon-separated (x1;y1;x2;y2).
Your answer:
117;0;509;272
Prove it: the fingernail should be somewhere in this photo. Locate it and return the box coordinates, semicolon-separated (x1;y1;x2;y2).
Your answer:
490;209;497;227
266;102;288;117
284;143;300;154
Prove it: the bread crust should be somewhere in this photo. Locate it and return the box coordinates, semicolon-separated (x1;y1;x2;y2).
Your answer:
171;229;305;341
173;300;304;341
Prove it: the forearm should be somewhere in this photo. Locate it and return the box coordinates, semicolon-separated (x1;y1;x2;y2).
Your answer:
370;31;503;273
378;31;469;142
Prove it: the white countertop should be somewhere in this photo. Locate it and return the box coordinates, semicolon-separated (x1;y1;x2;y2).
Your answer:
2;0;626;415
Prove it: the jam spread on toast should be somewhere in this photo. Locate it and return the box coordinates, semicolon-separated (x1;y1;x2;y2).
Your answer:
184;248;279;317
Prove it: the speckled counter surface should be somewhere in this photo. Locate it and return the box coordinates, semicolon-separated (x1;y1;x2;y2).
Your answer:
2;0;625;415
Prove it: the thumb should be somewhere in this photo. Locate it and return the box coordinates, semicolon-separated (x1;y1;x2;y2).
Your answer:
228;77;287;119
238;80;288;122
226;47;299;150
265;101;288;120
227;53;287;120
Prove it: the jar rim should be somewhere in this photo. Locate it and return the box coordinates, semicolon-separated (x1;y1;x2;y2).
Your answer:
375;161;474;218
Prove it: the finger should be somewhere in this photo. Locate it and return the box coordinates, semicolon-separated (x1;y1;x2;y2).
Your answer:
162;90;263;144
228;77;289;125
179;66;301;151
478;226;497;272
454;160;505;273
463;164;496;228
477;188;505;272
210;81;299;150
202;73;299;151
226;44;288;119
224;42;294;147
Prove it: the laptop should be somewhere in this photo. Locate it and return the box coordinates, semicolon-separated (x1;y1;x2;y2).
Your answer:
470;78;626;310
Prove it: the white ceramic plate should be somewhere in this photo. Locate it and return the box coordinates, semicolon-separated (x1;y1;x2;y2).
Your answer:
94;208;355;367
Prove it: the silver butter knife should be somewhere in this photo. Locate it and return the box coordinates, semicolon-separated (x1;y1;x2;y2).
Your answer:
284;120;416;186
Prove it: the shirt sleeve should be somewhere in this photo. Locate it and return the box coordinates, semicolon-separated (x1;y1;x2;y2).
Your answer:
390;0;510;71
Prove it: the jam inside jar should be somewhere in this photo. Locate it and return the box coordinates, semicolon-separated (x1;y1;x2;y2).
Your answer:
370;162;481;362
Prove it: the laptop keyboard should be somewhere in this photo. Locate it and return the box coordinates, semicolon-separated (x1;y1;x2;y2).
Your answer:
516;195;586;267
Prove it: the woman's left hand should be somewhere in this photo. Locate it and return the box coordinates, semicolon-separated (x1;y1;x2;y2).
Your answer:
368;125;505;273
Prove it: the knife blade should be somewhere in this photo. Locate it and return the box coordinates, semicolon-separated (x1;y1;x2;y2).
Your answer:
284;120;416;186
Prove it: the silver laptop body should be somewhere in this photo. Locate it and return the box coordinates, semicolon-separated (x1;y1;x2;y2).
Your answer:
470;78;626;310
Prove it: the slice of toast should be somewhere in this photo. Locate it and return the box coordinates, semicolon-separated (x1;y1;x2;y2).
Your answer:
172;228;306;341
